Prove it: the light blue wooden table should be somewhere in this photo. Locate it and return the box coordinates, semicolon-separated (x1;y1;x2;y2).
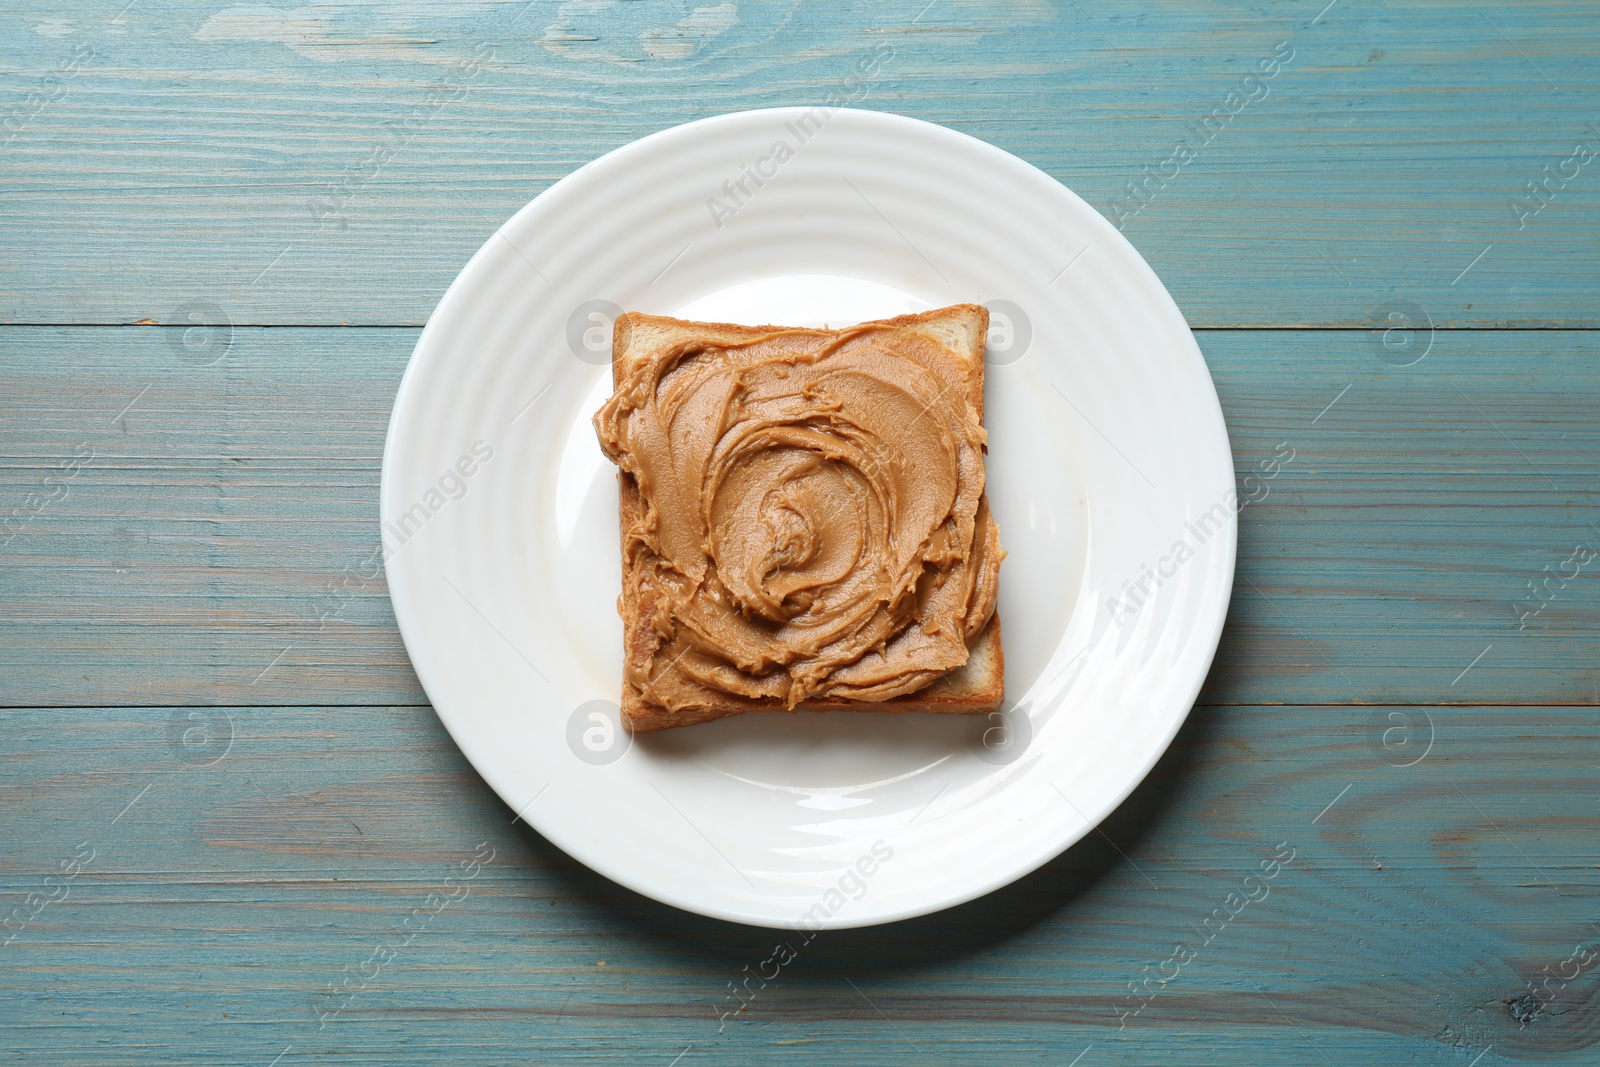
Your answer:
3;2;1598;1063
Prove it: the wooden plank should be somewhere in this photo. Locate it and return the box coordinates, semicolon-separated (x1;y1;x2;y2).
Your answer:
0;324;424;705
0;702;1592;1063
0;2;1595;327
1204;323;1600;707
5;4;1595;1065
2;325;1597;707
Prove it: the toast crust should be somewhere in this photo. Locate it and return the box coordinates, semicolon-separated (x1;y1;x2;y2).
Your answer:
603;306;1004;732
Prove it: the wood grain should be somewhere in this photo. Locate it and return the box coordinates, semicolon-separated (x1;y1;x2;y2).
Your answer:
4;2;1599;1063
2;326;1596;708
0;1;1595;326
2;703;1595;1064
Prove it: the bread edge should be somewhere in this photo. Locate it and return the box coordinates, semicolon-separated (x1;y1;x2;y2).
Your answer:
610;306;1001;732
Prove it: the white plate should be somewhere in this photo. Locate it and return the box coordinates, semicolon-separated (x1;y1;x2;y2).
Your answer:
382;108;1235;929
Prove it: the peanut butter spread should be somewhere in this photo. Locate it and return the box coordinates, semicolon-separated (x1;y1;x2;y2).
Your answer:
593;322;1001;711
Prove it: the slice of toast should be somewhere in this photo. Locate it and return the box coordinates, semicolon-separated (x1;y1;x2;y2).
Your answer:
604;306;1003;732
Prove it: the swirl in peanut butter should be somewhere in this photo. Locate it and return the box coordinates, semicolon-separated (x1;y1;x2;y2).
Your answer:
594;321;1001;711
